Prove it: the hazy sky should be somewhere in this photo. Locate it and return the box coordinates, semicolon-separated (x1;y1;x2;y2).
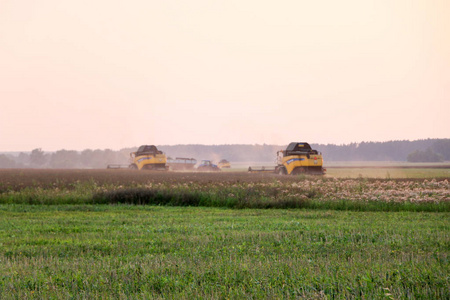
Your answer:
1;0;449;151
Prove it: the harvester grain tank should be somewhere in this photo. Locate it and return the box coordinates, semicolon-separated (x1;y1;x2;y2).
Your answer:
129;145;168;170
248;142;326;175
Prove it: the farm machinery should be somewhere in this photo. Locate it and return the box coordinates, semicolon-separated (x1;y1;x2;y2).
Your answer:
218;159;231;169
167;157;197;171
128;145;168;170
248;142;326;175
197;160;221;172
107;142;325;175
107;146;221;172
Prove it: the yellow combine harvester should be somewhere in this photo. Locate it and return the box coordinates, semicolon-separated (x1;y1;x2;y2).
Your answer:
218;159;231;169
129;145;168;170
248;142;326;175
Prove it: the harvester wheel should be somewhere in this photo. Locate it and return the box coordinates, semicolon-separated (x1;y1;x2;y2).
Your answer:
129;164;138;170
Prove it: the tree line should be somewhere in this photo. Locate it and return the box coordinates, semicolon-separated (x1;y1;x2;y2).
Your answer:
315;139;450;162
0;139;449;168
160;139;450;163
0;149;130;169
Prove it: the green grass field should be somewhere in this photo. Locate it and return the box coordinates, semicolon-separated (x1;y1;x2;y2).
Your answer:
0;169;448;299
1;205;448;299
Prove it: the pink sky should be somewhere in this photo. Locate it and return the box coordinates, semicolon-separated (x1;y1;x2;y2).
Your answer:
1;0;449;151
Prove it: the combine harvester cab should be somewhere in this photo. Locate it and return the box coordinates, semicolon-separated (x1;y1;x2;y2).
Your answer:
248;142;326;175
276;142;325;175
129;145;168;170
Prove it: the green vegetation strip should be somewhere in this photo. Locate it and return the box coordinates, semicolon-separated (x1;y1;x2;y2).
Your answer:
0;206;448;299
1;171;448;212
90;187;450;212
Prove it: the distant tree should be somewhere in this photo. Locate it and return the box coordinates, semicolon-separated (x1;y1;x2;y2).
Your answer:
79;149;128;169
49;150;80;168
432;139;450;161
30;148;47;167
80;149;94;168
104;149;118;167
407;148;444;163
17;152;30;166
90;149;108;168
0;154;16;168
